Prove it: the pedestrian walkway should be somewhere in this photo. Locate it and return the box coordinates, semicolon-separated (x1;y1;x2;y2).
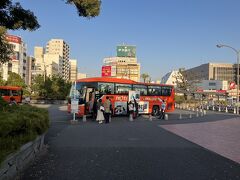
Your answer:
161;117;240;164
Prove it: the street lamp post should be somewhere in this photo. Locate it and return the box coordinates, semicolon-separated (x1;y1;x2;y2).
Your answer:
216;44;240;115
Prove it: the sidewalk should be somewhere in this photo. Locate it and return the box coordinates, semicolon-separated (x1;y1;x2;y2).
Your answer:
161;117;240;164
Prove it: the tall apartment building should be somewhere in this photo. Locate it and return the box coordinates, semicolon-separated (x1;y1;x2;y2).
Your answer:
26;56;36;85
46;39;70;80
102;45;141;82
185;63;235;83
43;54;62;77
69;59;77;82
0;35;28;84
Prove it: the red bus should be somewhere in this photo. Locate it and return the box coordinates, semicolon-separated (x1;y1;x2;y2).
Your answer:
0;86;23;103
68;77;175;117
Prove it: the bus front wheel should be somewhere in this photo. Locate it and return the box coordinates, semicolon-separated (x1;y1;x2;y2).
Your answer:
152;106;159;116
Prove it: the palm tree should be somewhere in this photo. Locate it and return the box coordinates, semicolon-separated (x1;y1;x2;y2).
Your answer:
141;73;149;83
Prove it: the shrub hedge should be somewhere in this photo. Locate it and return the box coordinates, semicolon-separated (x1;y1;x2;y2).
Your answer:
0;97;49;164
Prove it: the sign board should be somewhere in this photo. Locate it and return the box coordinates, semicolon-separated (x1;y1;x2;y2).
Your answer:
101;65;116;77
117;45;136;57
229;82;236;90
6;35;22;44
128;90;140;102
71;99;79;113
138;101;149;114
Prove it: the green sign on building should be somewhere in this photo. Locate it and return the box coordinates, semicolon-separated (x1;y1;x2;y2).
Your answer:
117;45;136;57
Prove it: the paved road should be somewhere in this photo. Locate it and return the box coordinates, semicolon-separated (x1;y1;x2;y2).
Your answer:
20;105;240;180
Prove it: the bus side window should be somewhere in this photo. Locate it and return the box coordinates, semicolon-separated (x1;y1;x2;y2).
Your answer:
115;84;132;94
11;90;20;96
0;89;10;96
148;86;161;96
161;86;172;96
133;85;147;95
98;83;114;94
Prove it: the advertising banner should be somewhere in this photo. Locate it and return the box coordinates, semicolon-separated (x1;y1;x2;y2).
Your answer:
114;102;128;115
138;101;149;114
128;90;140;102
102;66;111;77
6;35;22;44
117;45;136;57
71;99;79;113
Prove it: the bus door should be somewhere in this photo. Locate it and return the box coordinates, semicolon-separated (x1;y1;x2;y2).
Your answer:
85;87;95;115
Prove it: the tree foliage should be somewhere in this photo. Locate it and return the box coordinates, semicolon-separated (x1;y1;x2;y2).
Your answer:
67;0;101;18
31;75;72;100
6;72;26;87
0;26;13;64
173;69;201;100
141;73;150;83
0;0;101;63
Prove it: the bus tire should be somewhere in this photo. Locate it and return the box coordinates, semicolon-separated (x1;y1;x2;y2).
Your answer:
152;106;159;116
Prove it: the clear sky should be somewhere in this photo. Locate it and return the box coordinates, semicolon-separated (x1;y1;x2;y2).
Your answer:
11;0;240;80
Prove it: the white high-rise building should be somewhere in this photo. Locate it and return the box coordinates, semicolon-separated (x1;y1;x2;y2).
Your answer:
69;59;77;82
43;54;62;77
0;35;28;83
46;39;70;80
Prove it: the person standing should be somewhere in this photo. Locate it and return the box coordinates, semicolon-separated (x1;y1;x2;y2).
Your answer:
96;99;105;124
158;100;166;120
128;101;134;121
133;98;139;119
103;96;111;123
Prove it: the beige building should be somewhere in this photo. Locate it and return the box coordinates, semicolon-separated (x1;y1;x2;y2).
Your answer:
26;56;36;85
185;63;235;83
43;54;62;77
69;59;77;82
46;39;70;80
77;73;87;79
33;46;45;76
103;57;141;82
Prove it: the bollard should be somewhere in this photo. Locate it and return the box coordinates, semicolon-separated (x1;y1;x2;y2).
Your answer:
196;112;199;117
189;113;192;119
213;106;215;111
165;114;168;120
234;107;236;114
218;106;221;112
179;114;182;119
82;115;87;122
207;106;209;110
225;107;228;113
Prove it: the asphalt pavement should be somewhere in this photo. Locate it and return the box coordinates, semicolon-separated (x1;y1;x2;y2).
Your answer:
19;105;240;180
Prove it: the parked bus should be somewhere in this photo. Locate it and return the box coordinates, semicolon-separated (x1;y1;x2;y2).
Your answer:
0;86;23;103
68;77;175;117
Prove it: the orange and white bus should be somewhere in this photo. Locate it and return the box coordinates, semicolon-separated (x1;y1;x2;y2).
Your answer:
68;77;175;117
0;86;23;103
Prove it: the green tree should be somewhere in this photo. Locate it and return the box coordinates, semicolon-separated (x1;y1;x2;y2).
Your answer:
173;69;201;101
141;73;150;83
0;76;6;86
0;27;13;64
0;0;101;63
6;72;26;87
31;75;71;100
